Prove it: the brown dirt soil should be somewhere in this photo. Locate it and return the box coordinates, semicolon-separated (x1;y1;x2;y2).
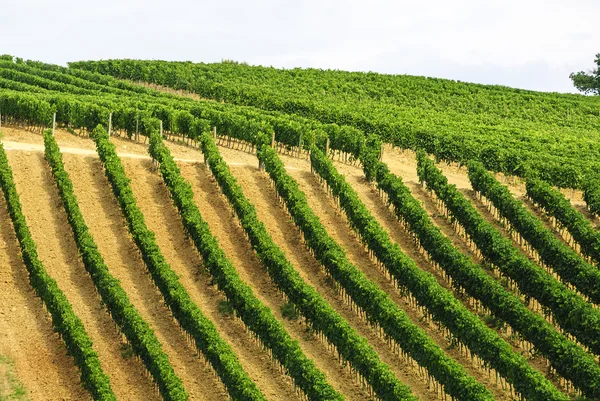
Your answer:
284;166;520;400
177;161;375;401
331;163;522;400
228;164;460;401
0;195;90;401
1;126;587;399
120;155;302;401
4;150;159;401
380;152;569;386
60;152;225;401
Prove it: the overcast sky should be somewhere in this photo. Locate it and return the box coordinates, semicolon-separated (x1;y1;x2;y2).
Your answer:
2;0;599;93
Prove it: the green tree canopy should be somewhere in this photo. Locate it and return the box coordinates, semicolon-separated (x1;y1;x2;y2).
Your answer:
570;53;600;95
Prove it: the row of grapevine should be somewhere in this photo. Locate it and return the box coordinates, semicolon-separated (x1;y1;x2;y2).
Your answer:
0;60;364;157
358;146;599;399
43;130;188;400
0;90;54;127
463;160;600;353
70;58;600;189
197;130;462;400
145;130;344;401
466;162;600;303
0;59;142;98
0;142;116;400
255;145;502;401
309;146;580;400
90;125;267;401
526;178;600;265
0;65;91;96
584;180;600;217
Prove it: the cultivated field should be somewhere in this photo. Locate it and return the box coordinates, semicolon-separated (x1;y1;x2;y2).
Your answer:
1;57;600;401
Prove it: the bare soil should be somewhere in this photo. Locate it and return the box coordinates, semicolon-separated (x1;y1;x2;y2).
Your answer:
0;126;582;400
177;161;373;400
4;150;158;401
120;156;301;401
60;153;223;401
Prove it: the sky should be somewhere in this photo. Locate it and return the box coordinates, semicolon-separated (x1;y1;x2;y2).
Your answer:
2;0;599;94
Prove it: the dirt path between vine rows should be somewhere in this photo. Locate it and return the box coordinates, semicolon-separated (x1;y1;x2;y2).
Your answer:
5;150;159;401
61;152;225;401
177;161;375;401
121;156;302;401
0;194;90;401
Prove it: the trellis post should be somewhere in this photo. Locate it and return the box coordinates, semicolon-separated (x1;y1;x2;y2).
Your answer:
52;113;56;136
107;112;112;136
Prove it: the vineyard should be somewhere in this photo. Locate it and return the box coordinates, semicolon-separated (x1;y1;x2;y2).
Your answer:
0;56;599;401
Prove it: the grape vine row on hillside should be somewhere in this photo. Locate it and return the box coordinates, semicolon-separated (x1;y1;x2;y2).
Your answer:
526;178;600;265
44;130;188;401
144;124;345;401
310;146;594;400
91;125;268;401
0;141;116;401
359;144;600;399
464;160;600;354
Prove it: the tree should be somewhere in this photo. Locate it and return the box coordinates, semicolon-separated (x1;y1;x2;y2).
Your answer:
570;53;600;95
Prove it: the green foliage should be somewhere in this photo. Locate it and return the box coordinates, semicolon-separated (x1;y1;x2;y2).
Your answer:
149;131;345;401
279;302;299;321
0;143;116;400
412;153;600;398
584;179;600;218
196;131;420;401
314;147;573;401
570;54;600;95
71;58;600;189
91;125;266;401
44;130;188;400
526;178;600;265
466;161;600;355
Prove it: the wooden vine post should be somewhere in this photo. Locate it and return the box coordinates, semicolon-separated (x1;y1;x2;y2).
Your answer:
325;137;330;158
107;112;112;136
271;132;275;148
135;116;139;142
160;120;163;138
298;134;303;158
52;113;56;136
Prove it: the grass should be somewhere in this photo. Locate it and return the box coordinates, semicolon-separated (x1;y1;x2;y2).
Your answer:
0;355;28;401
280;302;299;321
119;343;135;360
218;299;235;317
